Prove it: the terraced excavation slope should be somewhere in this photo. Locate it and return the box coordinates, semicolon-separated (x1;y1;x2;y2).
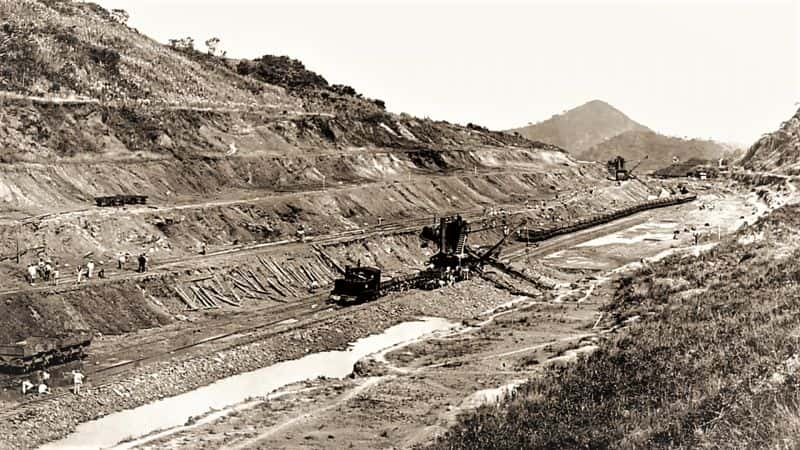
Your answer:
740;107;800;173
0;0;665;341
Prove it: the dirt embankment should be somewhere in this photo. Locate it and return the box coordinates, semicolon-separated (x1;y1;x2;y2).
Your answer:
0;276;177;344
0;146;631;285
0;145;576;217
740;108;800;173
0;171;651;344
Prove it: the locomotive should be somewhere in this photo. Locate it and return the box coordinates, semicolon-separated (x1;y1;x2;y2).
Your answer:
330;266;382;304
330;215;516;305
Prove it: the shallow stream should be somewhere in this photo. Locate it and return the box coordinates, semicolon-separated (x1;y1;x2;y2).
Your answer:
41;318;457;450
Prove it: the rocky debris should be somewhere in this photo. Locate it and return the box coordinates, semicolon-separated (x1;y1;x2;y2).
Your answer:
351;358;391;378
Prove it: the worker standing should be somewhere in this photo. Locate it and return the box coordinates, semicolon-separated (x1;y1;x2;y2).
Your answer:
118;253;127;270
137;253;148;273
43;262;53;282
86;260;95;279
71;370;84;395
26;264;37;285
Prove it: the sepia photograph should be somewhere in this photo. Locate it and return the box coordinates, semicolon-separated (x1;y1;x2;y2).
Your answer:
0;0;798;448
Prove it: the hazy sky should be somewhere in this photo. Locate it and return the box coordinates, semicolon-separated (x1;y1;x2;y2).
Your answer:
92;0;799;146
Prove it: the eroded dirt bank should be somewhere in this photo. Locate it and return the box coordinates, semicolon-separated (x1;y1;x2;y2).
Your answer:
0;171;658;448
0;147;638;287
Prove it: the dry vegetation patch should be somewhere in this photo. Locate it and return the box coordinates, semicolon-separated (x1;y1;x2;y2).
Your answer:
428;204;800;449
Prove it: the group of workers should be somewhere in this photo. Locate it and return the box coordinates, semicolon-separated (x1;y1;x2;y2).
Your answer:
25;258;59;286
21;369;84;396
24;252;150;285
117;252;149;273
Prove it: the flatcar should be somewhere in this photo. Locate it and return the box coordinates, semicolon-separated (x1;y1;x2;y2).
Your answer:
0;332;92;374
94;195;148;207
516;194;696;243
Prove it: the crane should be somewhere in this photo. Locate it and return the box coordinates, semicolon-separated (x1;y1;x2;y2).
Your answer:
626;155;649;180
608;155;648;182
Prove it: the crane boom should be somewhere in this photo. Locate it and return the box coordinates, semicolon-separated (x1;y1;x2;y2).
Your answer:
628;155;649;177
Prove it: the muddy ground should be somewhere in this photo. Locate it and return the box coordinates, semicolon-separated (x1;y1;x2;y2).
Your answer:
107;188;761;450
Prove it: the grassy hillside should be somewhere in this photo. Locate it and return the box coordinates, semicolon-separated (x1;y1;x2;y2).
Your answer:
0;0;290;106
579;130;732;172
509;100;650;153
741;108;800;173
429;205;800;449
0;0;551;163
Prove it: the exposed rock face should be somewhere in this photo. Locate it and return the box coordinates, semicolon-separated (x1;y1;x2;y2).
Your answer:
740;108;800;173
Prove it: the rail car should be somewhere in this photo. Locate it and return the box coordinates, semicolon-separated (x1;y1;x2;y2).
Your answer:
0;332;92;374
516;194;697;243
94;195;148;207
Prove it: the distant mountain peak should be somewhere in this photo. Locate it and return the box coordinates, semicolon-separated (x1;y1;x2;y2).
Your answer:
510;100;649;153
509;100;735;171
582;99;618;110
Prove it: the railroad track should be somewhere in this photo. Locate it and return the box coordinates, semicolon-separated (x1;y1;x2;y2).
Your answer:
92;301;337;378
0;298;338;418
0;272;444;418
88;294;330;374
86;195;696;378
0;201;534;297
